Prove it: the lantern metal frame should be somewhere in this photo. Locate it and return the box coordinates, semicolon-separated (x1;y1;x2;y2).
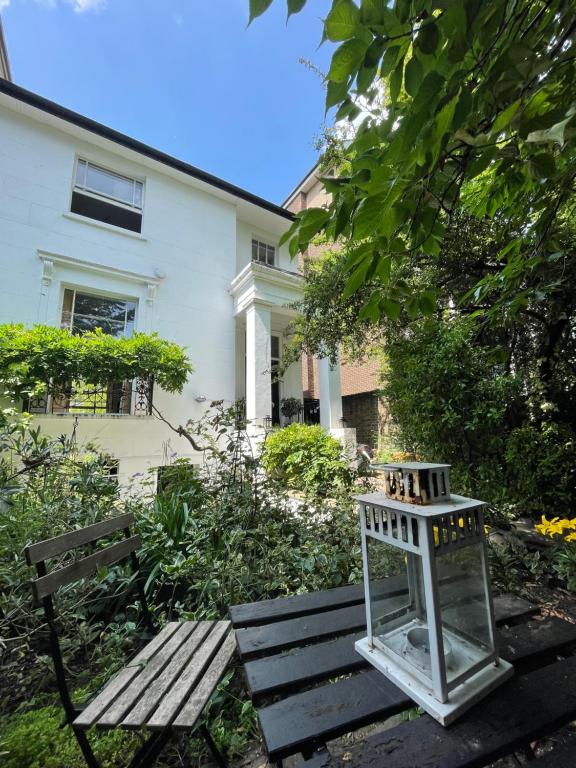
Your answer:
354;492;513;726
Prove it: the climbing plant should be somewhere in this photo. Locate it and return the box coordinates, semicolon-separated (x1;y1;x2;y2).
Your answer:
0;324;192;403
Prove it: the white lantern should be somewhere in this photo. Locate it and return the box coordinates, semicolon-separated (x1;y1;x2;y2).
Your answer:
355;463;513;726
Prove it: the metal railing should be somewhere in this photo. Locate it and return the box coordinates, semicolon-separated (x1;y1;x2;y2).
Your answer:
25;378;153;416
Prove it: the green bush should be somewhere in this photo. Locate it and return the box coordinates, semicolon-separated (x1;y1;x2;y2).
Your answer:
261;423;353;497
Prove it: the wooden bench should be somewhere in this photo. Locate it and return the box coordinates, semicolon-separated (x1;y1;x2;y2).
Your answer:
24;513;236;768
230;583;576;767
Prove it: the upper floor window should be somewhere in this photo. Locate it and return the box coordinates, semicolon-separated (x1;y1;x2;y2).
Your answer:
61;288;136;338
71;159;144;233
252;238;276;267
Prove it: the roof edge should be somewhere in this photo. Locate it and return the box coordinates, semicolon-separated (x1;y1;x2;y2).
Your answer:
0;78;294;221
282;162;320;208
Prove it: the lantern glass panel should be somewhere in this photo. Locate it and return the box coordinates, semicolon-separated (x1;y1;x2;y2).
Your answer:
437;542;494;683
367;538;432;679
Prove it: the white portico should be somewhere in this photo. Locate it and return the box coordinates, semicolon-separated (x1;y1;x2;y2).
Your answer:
230;261;356;449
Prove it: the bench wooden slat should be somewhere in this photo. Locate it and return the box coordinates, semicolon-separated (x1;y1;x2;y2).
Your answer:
147;621;231;730
32;536;140;601
173;631;237;731
96;621;200;727
256;615;576;761
235;602;367;660
229;583;365;628
74;622;181;729
25;513;134;565
235;591;537;662
244;609;566;702
121;622;213;728
316;655;576;768
259;669;410;761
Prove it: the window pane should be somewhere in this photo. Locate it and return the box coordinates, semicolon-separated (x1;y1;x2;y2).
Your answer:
267;245;275;265
271;335;280;360
70;293;132;337
252;240;258;261
85;164;135;205
61;289;74;330
75;159;87;187
134;181;143;208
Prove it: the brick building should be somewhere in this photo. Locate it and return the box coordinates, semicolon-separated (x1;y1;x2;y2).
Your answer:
284;165;390;448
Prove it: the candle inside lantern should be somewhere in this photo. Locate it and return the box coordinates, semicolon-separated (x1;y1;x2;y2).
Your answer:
402;626;454;671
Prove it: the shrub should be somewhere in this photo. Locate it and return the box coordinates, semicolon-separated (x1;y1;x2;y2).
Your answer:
261;423;353;497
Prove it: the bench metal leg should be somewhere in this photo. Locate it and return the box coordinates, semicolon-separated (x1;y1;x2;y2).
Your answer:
127;730;172;768
72;729;100;768
200;723;228;768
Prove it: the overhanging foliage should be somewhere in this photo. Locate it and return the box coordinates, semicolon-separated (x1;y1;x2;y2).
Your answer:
255;0;576;320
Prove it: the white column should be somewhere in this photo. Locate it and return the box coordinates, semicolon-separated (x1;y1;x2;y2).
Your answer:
319;356;343;430
245;303;272;426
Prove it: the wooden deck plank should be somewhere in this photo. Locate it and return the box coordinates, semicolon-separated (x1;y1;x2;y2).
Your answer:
173;631;237;731
246;613;574;702
258;669;411;761
74;622;181;729
120;622;213;728
235;603;367;660
256;615;576;761
95;622;200;728
312;656;576;768
229;583;365;628
146;621;231;730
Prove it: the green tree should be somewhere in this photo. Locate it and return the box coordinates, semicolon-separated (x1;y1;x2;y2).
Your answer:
253;0;576;321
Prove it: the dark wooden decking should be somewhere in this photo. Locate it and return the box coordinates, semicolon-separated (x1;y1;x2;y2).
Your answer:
230;583;576;766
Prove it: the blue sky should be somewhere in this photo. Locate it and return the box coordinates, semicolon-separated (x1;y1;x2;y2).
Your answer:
0;0;334;204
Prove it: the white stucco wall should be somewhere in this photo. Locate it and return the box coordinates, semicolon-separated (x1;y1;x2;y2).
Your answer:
0;97;300;485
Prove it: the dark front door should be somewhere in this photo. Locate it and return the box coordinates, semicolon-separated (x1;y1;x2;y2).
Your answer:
271;376;280;426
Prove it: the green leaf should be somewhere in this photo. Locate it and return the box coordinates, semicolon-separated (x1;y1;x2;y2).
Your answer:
354;195;385;238
416;22;439;55
325;79;350;111
381;297;401;320
419;290;436;315
287;0;306;18
380;45;403;77
365;36;385;67
343;256;372;298
297;208;331;244
491;99;521;134
404;56;423;97
527;117;572;147
249;0;273;24
412;71;445;113
326;0;360;41
528;152;556;180
279;220;299;247
389;58;404;103
328;39;369;82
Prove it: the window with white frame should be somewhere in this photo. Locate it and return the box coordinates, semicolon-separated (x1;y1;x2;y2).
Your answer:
252;237;276;267
71;159;144;233
61;288;136;338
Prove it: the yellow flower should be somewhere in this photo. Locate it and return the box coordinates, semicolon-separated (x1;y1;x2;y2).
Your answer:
565;532;576;542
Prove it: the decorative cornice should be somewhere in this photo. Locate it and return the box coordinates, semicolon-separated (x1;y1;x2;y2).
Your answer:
38;251;164;287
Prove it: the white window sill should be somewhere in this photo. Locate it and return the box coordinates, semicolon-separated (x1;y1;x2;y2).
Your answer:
63;212;147;241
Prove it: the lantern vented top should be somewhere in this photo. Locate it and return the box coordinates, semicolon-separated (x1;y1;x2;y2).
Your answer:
380;461;451;505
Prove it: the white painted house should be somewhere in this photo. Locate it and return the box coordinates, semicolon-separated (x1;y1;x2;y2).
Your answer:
0;79;349;484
